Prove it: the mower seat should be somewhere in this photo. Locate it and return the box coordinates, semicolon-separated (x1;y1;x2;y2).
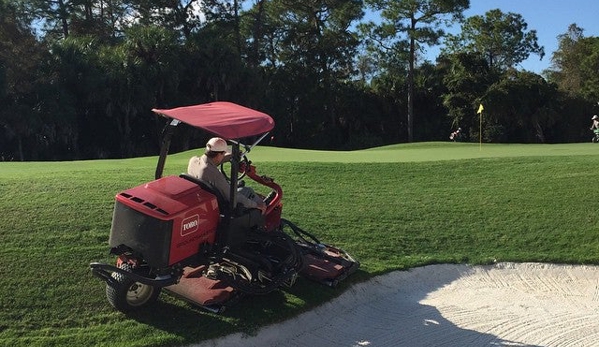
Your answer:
179;173;230;213
179;174;264;247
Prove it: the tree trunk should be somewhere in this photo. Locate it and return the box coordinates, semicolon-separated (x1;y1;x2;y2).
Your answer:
407;16;416;142
249;0;265;67
17;135;24;161
234;0;241;57
534;119;545;143
57;0;70;38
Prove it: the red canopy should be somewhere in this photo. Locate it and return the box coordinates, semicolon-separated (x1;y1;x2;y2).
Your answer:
152;102;274;140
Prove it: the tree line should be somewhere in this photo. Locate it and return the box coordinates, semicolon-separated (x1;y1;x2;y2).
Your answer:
1;0;598;161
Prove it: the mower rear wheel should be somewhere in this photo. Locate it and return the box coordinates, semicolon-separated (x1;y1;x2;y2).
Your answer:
106;263;161;313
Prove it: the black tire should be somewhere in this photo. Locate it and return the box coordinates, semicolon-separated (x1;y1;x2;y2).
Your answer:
106;263;161;313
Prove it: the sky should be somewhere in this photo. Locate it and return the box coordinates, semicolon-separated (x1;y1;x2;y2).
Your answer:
424;0;599;73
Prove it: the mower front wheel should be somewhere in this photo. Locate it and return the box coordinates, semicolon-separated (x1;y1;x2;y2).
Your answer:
106;263;161;313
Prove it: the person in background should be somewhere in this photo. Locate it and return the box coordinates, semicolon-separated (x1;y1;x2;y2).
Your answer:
449;127;462;141
591;115;599;132
188;137;266;214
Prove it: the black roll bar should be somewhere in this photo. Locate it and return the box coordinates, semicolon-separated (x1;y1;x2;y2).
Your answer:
228;143;240;217
155;119;180;180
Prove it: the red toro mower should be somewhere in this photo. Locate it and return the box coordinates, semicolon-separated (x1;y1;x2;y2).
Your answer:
90;102;359;313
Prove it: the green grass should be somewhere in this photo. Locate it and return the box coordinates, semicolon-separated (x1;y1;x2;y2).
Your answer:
1;142;599;346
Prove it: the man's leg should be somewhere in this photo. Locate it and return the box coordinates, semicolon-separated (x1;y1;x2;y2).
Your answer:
238;186;264;204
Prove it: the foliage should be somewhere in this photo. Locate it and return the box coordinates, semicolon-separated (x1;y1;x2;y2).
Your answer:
443;9;545;71
548;24;599;104
362;0;470;142
547;24;586;94
484;70;561;143
441;51;495;138
0;0;51;160
441;55;571;144
248;0;366;148
1;0;599;160
412;61;453;141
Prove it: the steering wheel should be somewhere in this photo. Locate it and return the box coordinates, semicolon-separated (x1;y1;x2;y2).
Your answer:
220;154;250;181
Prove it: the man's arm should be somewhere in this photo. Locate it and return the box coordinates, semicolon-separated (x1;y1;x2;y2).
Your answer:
208;165;258;209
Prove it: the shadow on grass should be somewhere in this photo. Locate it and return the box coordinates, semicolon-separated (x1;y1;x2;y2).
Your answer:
125;299;234;344
124;288;290;344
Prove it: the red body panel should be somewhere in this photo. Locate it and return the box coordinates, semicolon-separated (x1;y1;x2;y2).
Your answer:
116;176;220;266
244;164;283;231
165;266;235;308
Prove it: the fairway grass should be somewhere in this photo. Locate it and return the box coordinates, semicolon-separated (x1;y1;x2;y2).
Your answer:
1;142;598;347
246;142;597;163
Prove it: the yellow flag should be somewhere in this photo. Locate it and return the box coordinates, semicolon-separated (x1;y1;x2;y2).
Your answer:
477;104;484;114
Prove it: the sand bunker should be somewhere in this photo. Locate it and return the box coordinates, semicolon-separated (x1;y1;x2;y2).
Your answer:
189;263;599;347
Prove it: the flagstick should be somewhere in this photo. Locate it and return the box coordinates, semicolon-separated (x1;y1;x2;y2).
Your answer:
479;111;482;151
476;104;484;151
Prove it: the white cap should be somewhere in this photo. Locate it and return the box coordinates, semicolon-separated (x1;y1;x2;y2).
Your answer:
205;137;230;154
593;115;598;120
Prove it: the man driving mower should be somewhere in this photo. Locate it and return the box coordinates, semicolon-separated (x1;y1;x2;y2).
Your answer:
187;137;266;214
89;102;359;313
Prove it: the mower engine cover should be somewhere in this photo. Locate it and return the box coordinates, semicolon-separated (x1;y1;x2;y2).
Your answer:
109;175;219;269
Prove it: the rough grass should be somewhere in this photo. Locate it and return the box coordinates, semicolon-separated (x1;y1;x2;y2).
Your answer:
1;142;598;346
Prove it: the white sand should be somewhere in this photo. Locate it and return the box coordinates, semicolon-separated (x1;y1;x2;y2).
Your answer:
189;263;599;347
